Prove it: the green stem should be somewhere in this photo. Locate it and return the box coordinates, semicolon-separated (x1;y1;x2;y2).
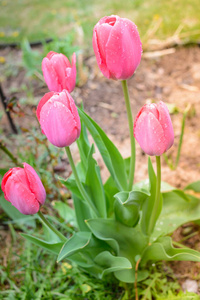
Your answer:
121;80;135;190
148;156;161;235
65;146;99;217
0;141;23;167
175;104;190;168
37;210;67;242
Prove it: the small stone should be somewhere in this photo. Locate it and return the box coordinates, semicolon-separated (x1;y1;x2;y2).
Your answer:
182;279;199;293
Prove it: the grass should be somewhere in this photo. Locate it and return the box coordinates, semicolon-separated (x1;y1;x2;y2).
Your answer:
0;0;200;48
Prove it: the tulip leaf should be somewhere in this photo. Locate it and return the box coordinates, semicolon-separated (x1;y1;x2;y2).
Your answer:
114;268;149;283
73;193;92;231
104;176;119;217
114;190;149;227
76;109;91;171
57;231;92;262
52;201;77;227
86;219;148;265
78;108;128;191
140;158;162;236
94;251;132;278
151;192;200;240
141;236;200;264
21;233;64;254
184;181;200;193
86;144;107;218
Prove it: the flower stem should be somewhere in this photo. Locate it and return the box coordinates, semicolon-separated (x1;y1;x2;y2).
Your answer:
148;156;161;235
121;80;135;190
175;104;190;168
65;146;99;217
37;210;67;242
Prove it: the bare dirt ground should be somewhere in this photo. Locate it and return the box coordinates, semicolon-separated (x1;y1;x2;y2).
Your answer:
1;45;200;292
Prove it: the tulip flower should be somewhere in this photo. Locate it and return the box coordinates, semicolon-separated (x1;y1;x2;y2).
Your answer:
134;101;174;156
93;15;142;80
42;51;76;93
1;163;46;215
36;90;81;148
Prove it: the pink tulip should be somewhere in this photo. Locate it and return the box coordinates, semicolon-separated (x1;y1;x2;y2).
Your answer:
36;90;81;148
1;163;46;215
93;15;142;80
42;51;76;93
134;101;174;156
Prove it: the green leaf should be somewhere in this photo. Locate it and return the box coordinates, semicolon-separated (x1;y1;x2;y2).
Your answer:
151;192;200;240
86;219;148;265
114;268;149;283
21;233;63;254
0;194;36;228
94;251;132;277
185;181;200;193
78;108;128;191
76;108;91;171
141;236;200;264
52;201;77;227
114;190;149;227
104;176;119;217
140;158;162;236
86;145;107;218
57;231;92;262
73;194;92;231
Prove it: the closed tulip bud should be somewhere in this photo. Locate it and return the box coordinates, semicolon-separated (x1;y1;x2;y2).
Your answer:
1;163;46;215
134;101;174;156
93;15;142;80
42;51;76;93
36;90;81;148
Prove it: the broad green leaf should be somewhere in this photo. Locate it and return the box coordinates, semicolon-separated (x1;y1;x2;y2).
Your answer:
140;158;162;236
73;194;92;231
104;176;119;217
0;194;36;228
78;108;128;191
114;190;149;227
151;192;200;241
86;145;107;218
94;251;132;277
86;219;148;266
114;268;149;283
141;236;200;264
185;181;200;193
21;233;64;254
76;109;90;171
57;231;92;262
52;201;77;227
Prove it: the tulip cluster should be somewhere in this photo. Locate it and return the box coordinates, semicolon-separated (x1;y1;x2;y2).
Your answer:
1;15;174;221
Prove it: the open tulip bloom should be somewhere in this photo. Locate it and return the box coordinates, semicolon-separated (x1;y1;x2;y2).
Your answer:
2;14;200;293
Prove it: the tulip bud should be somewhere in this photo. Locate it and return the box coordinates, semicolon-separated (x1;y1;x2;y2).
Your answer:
134;101;174;156
42;51;76;93
36;90;81;148
1;163;46;215
93;15;142;80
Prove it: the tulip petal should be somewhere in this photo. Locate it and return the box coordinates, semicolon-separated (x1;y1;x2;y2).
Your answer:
23;163;46;205
42;58;60;92
36;91;56;121
134;111;166;156
106;17;142;80
158;102;174;151
4;174;40;215
65;52;76;93
40;100;79;148
93;27;111;78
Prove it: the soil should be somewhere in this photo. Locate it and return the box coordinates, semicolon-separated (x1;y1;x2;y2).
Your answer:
1;45;200;293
